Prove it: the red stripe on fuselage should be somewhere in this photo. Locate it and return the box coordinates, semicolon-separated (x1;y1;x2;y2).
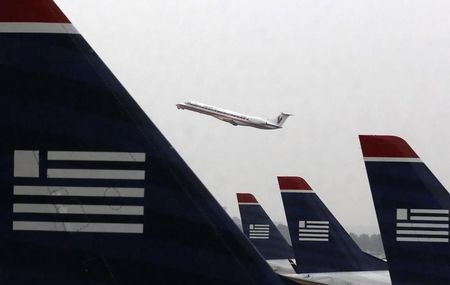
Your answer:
179;103;279;129
0;0;70;23
180;104;250;123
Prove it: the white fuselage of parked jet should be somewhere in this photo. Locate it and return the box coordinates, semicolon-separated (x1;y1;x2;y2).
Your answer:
281;271;391;285
176;101;291;129
265;259;391;285
266;260;390;285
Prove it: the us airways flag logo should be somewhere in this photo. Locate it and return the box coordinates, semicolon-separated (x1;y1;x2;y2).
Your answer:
249;224;270;239
298;220;329;241
12;150;147;234
396;208;449;243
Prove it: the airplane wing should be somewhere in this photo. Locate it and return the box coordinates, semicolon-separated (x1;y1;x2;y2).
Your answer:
216;117;239;126
0;1;289;284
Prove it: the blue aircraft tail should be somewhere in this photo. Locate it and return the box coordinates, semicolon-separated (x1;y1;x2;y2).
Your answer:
0;1;288;284
237;193;294;260
278;176;387;273
360;135;450;285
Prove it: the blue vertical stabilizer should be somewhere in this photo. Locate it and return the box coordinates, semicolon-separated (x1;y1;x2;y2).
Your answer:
0;1;288;284
278;176;387;273
237;193;294;260
360;135;450;285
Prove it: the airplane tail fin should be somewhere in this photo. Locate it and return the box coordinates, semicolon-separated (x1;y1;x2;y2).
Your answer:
0;1;287;284
360;135;450;285
278;176;387;273
271;113;292;127
237;193;294;260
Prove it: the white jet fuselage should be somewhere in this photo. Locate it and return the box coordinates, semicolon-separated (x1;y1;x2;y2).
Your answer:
176;101;286;129
281;270;391;285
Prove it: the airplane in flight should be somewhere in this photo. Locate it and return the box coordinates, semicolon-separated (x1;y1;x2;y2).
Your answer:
360;135;450;285
277;176;391;285
0;1;296;284
176;101;292;129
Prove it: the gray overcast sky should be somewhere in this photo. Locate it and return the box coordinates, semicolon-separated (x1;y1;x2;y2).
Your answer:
57;0;450;234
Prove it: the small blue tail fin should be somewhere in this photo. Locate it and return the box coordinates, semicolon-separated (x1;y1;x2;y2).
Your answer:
0;1;287;284
237;193;294;260
360;135;450;285
278;176;387;273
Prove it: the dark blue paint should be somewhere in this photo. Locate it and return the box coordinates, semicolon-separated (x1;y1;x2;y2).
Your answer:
365;161;450;285
280;191;387;273
0;33;287;284
238;202;294;260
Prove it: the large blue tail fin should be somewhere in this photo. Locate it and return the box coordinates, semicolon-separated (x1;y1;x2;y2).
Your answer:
278;176;387;273
237;193;294;260
0;1;287;284
360;135;450;285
